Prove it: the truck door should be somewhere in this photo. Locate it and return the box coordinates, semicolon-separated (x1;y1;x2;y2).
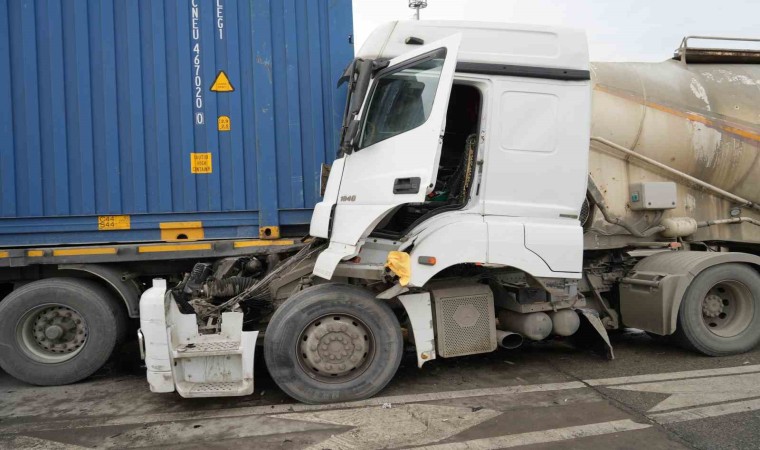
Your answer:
328;35;461;249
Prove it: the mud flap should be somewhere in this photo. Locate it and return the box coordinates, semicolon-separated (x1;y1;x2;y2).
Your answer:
576;308;614;360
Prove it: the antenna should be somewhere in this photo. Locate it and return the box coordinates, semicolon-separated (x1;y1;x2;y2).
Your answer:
409;0;428;20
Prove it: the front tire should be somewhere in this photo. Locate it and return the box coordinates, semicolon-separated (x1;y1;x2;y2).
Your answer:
264;284;403;404
675;264;760;356
0;278;122;385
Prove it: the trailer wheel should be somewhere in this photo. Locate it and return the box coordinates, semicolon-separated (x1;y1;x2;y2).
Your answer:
675;264;760;356
0;278;123;385
264;284;403;404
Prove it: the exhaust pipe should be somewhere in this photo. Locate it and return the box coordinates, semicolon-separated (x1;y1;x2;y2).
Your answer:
496;330;524;349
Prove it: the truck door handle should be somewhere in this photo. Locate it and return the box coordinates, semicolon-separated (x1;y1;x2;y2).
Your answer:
393;177;421;194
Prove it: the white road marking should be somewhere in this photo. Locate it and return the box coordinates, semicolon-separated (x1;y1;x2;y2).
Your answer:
586;364;760;387
280;404;501;450
650;397;760;424
0;434;87;449
414;419;651;450
5;363;760;445
609;372;760;412
0;381;584;435
74;414;341;449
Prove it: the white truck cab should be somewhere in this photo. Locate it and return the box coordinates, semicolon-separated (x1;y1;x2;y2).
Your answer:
312;21;591;285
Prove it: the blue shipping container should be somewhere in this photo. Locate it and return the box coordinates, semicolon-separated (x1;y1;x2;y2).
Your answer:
0;0;354;246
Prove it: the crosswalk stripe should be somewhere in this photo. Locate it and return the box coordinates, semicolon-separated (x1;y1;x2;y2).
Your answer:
0;381;586;435
415;419;651;450
586;364;760;386
4;364;760;441
649;397;760;424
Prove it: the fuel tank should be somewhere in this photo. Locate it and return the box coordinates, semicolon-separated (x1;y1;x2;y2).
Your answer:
587;59;760;248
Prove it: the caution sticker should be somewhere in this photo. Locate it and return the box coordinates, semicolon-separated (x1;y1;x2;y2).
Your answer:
191;153;213;174
210;71;234;92
218;115;231;131
98;215;131;231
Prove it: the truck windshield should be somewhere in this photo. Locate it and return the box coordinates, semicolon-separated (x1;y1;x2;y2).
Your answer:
359;50;446;149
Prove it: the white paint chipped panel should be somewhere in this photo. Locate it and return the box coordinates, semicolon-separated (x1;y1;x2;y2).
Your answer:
690;78;710;110
702;69;760;86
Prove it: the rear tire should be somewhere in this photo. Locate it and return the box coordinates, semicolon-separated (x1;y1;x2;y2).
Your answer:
675;264;760;356
0;278;122;385
264;284;403;404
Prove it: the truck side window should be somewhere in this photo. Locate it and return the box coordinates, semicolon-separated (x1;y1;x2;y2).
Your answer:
359;50;446;149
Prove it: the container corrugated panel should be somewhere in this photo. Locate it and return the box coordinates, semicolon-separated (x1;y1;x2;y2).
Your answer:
0;0;353;246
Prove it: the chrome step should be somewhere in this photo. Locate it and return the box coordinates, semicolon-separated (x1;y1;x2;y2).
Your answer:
172;339;242;358
175;380;253;397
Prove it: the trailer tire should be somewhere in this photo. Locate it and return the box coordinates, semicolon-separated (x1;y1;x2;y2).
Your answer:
264;284;403;404
0;278;121;385
675;264;760;356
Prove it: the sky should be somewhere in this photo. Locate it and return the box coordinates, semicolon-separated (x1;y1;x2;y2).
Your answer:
352;0;760;62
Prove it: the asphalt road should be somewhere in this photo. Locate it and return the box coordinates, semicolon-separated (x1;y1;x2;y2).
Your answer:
2;329;760;449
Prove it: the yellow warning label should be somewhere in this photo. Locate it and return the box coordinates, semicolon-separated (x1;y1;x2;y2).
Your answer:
98;215;131;231
191;153;213;174
218;115;231;131
210;71;234;92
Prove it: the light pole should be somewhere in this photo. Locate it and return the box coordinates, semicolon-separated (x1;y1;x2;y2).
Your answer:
409;0;428;20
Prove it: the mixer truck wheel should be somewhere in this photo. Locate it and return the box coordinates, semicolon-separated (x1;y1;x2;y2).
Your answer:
264;283;403;404
0;278;123;385
675;264;760;356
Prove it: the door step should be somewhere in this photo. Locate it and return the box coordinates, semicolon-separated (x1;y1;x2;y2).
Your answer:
172;339;243;358
175;380;253;397
165;300;260;398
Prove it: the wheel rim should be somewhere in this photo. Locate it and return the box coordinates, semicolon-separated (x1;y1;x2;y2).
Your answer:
297;314;374;382
16;304;88;363
701;280;754;338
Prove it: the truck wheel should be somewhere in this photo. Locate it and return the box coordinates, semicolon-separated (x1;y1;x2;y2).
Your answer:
0;278;122;385
264;284;403;404
675;264;760;356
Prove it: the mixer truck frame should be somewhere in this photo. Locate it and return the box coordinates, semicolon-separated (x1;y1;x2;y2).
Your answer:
3;21;760;405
